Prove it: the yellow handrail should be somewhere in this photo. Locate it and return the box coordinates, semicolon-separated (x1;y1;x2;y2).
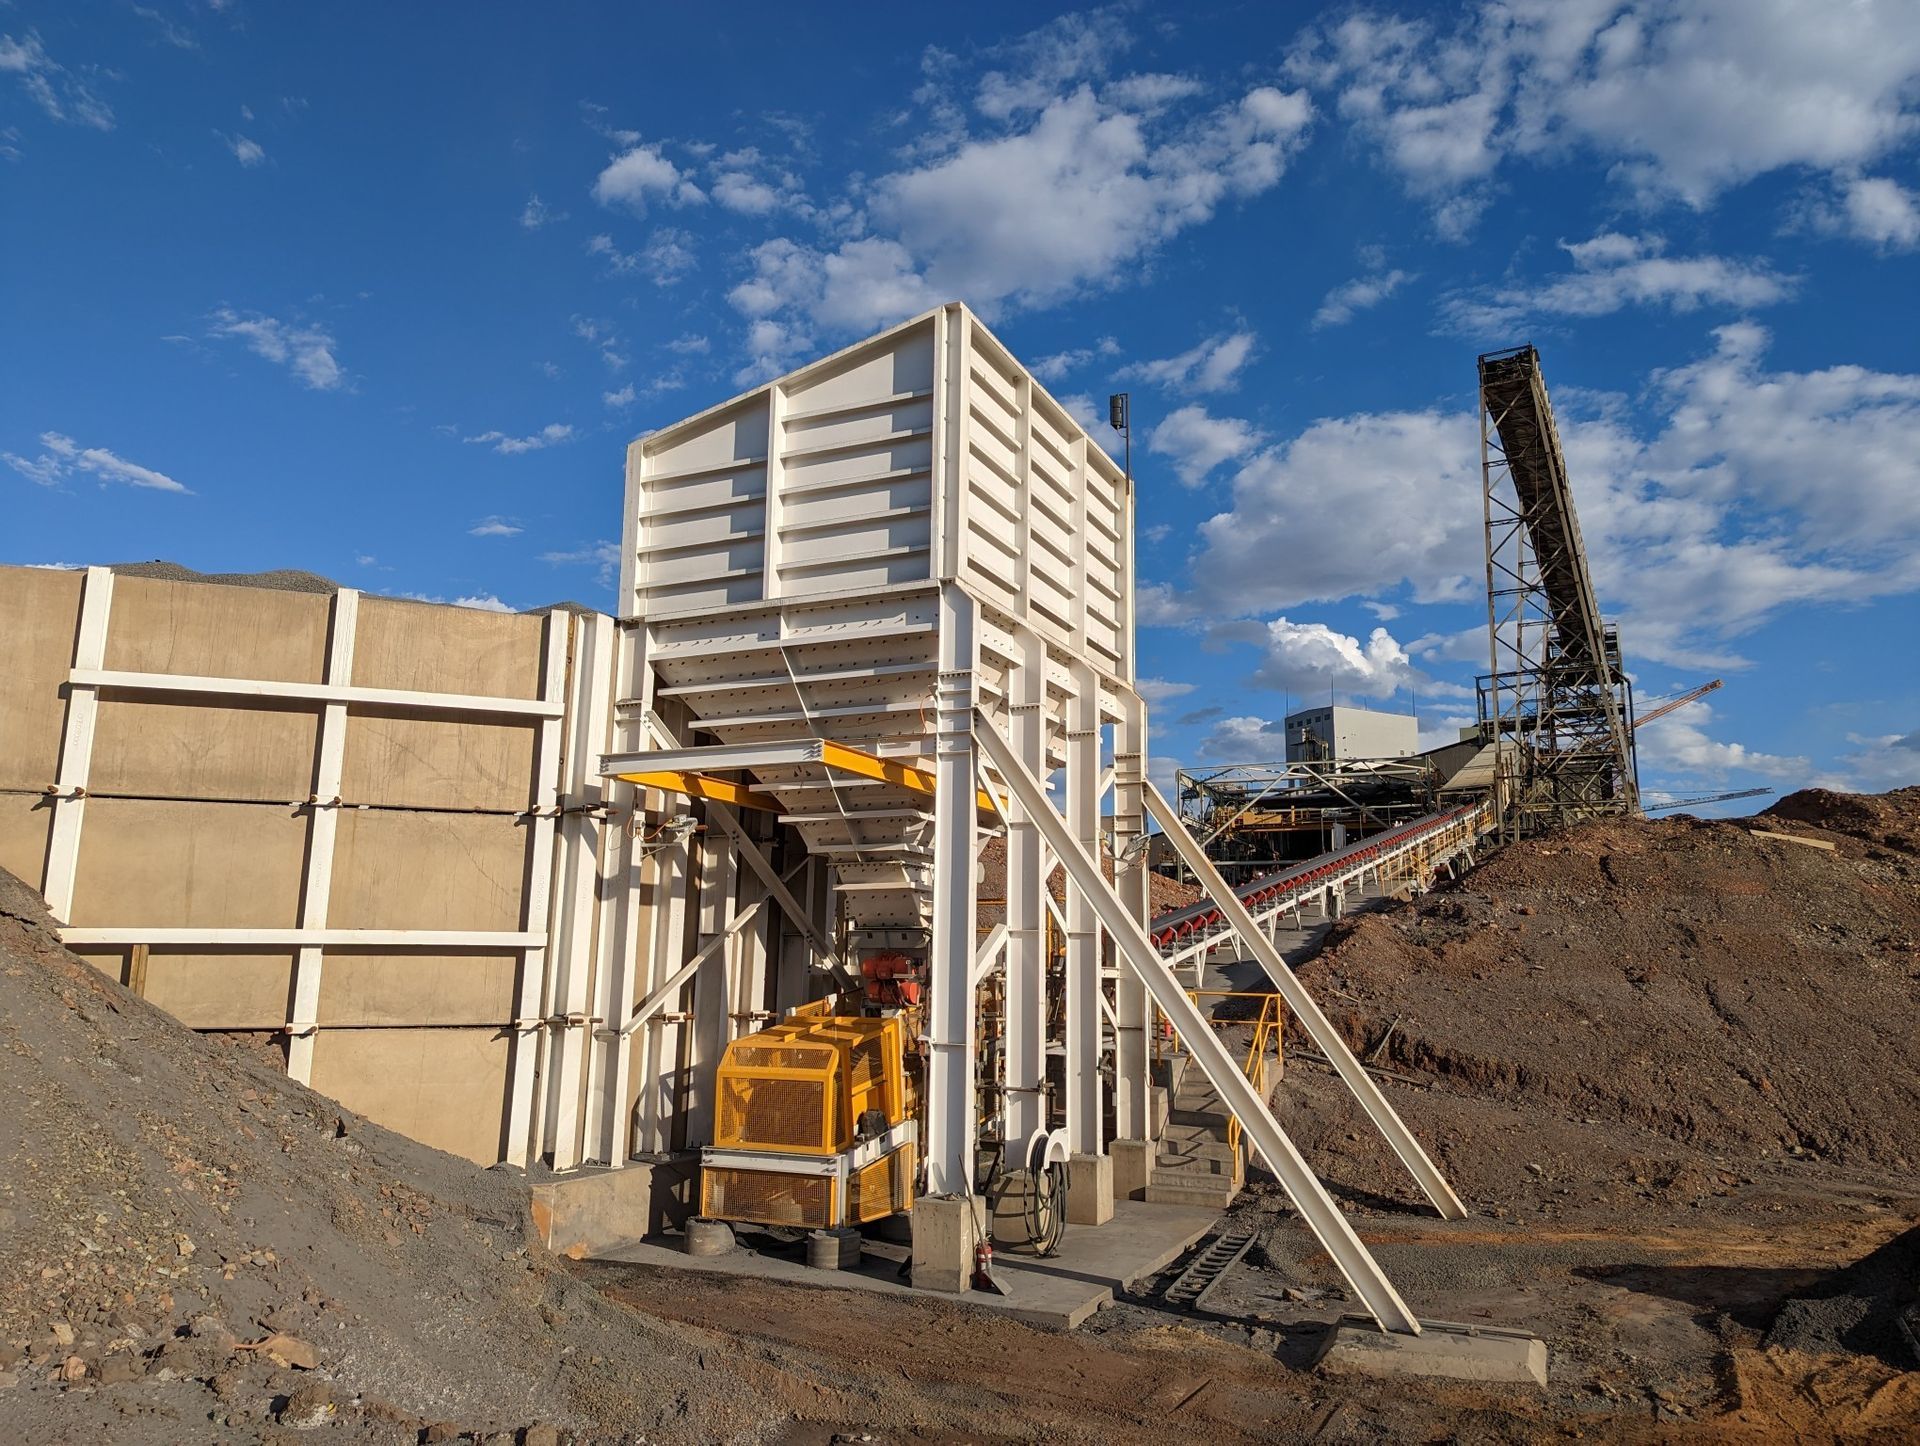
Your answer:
1173;989;1285;1182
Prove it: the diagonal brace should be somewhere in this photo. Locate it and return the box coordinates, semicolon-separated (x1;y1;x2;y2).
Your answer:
975;711;1422;1335
1143;781;1467;1221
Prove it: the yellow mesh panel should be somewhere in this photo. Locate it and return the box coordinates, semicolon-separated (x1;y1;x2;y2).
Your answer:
702;1168;833;1229
732;1044;836;1072
717;1075;829;1151
851;1145;912;1223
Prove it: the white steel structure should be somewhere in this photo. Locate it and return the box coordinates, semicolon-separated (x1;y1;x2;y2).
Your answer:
592;304;1467;1333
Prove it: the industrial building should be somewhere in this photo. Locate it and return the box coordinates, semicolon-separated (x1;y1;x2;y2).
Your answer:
1285;704;1419;761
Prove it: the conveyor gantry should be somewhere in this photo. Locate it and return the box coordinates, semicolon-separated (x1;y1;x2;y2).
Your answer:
1479;345;1639;834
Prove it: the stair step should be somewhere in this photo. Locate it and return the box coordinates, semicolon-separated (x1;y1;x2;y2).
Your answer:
1156;1144;1237;1168
1145;1178;1239;1209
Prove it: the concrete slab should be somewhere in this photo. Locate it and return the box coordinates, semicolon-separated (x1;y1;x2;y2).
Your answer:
1315;1316;1548;1387
593;1199;1218;1331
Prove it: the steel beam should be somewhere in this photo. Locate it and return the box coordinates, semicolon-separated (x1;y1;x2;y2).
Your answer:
975;713;1422;1335
1142;782;1467;1221
1112;689;1150;1141
1064;659;1103;1153
1005;624;1047;1146
925;583;980;1196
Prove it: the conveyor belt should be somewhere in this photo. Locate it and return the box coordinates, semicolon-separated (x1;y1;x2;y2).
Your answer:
1479;346;1610;679
1148;805;1479;948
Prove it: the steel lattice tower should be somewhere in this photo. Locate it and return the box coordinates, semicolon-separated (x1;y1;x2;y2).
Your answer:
1478;345;1638;839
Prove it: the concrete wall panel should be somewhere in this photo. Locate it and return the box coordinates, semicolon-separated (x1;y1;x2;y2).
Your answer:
0;793;52;893
340;713;537;811
350;597;546;700
311;1027;511;1164
316;951;520;1026
328;809;526;931
71;798;308;927
0;565;83;789
103;575;330;683
91;697;321;801
139;951;295;1030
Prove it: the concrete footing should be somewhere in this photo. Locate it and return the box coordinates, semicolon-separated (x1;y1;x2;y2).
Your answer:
529;1155;695;1259
911;1193;986;1293
1065;1152;1114;1225
1110;1138;1149;1201
1315;1317;1548;1387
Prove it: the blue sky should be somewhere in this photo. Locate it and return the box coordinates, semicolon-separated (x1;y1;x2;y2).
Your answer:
5;1;1918;807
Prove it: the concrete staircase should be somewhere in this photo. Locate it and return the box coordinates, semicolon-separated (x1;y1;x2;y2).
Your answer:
1144;1059;1245;1210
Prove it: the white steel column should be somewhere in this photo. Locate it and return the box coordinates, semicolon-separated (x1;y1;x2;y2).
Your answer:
925;582;980;1197
685;821;736;1146
546;612;616;1170
287;587;358;1086
1111;688;1150;1140
1004;625;1047;1146
505;614;569;1166
43;565;114;923
1064;659;1102;1153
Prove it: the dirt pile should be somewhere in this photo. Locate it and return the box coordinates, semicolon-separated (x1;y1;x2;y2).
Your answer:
1765;784;1920;856
1291;797;1920;1186
0;870;766;1443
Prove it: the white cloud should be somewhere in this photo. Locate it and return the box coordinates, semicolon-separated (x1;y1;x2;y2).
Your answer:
1829;730;1920;790
451;594;514;613
1444;232;1794;333
520;194;563;229
1161;324;1920;669
727;61;1312;348
1120;329;1257;393
709;148;815;219
541;540;622;586
134;6;199;50
603;383;636;408
1195;714;1291;762
0;31;113;131
587;230;695;285
1031;336;1120;382
1137;677;1197;705
1248;618;1416;699
572;315;628;370
667;333;711;355
5;431;190;494
1808;174;1920;252
1636;703;1809;784
1288;0;1920;232
1312;268;1413;328
224;133;265;167
468;516;522;537
592;143;706;214
207;308;345;390
464;423;574;455
1148;403;1264;486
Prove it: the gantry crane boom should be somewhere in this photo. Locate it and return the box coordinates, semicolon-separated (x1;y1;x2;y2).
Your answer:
1632;678;1723;731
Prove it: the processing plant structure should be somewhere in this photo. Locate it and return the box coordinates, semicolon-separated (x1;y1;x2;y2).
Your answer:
4;308;1650;1360
578;303;1495;1334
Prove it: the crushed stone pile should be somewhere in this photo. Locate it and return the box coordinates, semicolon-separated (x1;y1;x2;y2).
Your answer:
0;870;772;1443
1289;793;1920;1187
1765;1224;1920;1368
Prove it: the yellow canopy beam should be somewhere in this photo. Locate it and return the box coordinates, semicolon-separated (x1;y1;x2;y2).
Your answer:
616;769;782;813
